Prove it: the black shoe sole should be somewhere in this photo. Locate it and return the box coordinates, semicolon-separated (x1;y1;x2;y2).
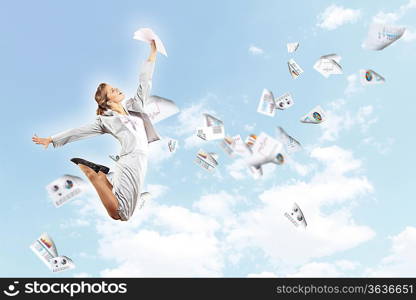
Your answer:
70;158;110;174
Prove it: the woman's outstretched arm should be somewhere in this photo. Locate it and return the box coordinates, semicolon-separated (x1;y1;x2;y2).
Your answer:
32;135;52;148
32;118;105;149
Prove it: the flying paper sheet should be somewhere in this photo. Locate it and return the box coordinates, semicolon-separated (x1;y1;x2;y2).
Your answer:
220;135;252;158
145;95;179;124
197;114;225;141
275;93;294;110
245;134;257;149
359;69;385;85
363;23;405;51
287;42;299;53
277;127;302;154
138;192;151;210
133;28;168;56
194;149;218;172
220;136;235;157
284;203;307;228
300;105;327;124
257;89;275;116
234;135;253;157
168;139;177;153
288;59;303;79
313;54;343;78
249;165;263;179
46;175;86;207
50;256;76;273
246;132;286;168
203;113;222;127
30;233;75;272
30;233;58;269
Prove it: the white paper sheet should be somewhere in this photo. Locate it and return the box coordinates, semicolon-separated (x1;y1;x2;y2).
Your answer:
300;105;327;124
46;175;86;208
145;95;179;124
30;233;76;272
287;42;299;53
256;89;275;116
275;93;294;110
246;132;286;167
197;114;225;141
50;256;76;273
288;59;304;79
363;23;405;51
133;28;168;56
284;202;307;228
30;233;58;270
194;149;218;172
313;54;343;78
168;139;177;152
277;126;302;154
359;69;385;85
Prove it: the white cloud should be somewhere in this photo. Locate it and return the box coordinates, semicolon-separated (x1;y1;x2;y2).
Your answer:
287;260;360;277
226;146;375;267
147;137;174;164
100;229;223;277
287;262;341;277
373;12;401;24
247;271;277;277
146;184;169;199
319;99;377;141
319;111;351;142
243;123;256;132
248;45;264;55
373;0;416;24
193;191;238;219
289;160;314;177
226;158;249;180
366;227;416;277
183;135;206;149
402;28;416;42
72;145;376;277
73;272;92;278
344;74;363;96
59;218;90;229
356;106;378;133
174;96;219;149
362;137;395;155
96;201;224;277
317;5;361;30
225;157;277;181
335;260;360;271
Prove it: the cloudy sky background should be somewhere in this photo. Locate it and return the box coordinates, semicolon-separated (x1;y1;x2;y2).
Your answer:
1;0;416;277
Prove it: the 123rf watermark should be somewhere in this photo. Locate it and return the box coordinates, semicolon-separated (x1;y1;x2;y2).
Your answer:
2;281;127;297
276;284;414;296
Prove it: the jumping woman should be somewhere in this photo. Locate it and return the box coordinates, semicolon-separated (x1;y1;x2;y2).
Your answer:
32;40;160;221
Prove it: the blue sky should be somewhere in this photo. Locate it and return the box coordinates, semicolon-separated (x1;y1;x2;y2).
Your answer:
1;0;416;277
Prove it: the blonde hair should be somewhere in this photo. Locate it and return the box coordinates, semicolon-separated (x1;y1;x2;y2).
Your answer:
95;83;110;115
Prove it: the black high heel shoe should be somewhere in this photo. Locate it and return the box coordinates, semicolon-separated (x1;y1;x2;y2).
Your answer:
70;158;110;174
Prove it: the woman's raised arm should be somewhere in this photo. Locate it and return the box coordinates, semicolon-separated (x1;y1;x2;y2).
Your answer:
148;40;157;62
128;40;158;111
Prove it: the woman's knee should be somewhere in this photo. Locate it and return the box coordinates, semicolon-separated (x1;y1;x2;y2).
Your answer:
109;210;121;221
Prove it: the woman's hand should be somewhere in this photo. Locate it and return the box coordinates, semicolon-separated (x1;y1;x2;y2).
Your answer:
148;40;157;62
32;134;52;149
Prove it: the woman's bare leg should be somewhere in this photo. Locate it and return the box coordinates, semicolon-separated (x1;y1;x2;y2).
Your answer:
78;164;120;220
100;172;114;191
